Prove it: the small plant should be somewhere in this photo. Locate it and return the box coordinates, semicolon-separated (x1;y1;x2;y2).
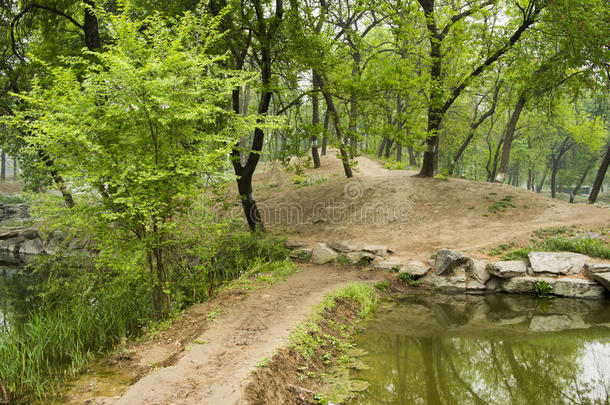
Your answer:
255;357;270;368
374;281;389;291
397;272;420;286
535;280;554;298
488;194;516;214
206;308;223;322
336;254;351;266
390;265;401;273
320;352;331;364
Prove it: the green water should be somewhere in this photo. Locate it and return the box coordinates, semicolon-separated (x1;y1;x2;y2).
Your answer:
349;294;610;405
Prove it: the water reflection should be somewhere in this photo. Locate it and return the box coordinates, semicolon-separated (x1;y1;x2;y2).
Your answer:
350;294;610;405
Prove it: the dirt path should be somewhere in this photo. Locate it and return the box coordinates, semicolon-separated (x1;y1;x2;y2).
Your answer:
111;264;384;405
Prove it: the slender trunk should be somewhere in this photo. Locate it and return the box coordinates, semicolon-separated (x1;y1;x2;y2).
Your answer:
311;71;321;168
396;143;402;162
384;138;394;159
408;145;417;166
321;109;329;156
0;151;5;180
572;159;595;195
527;168;533;191
377;138;388;158
83;0;101;51
321;85;353;178
495;94;526;182
536;167;548;193
589;145;610;204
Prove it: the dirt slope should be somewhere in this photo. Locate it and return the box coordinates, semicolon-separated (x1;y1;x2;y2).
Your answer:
251;152;610;262
110;265;383;405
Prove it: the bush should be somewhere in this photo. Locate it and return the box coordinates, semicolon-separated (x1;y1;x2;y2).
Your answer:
543;233;610;259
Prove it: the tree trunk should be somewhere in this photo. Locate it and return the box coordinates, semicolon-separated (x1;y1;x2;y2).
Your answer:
321;109;329;156
396;143;402;162
311;71;321;168
536;167;548;193
384;138;394;159
408;145;417;166
321;84;353;178
377;138;388;158
589;145;610;204
495;94;526;182
572;159;595;195
1;151;5;180
83;0;101;51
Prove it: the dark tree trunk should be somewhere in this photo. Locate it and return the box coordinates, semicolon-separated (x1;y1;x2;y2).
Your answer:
12;158;17;181
384;138;394;159
550;137;573;198
536;167;548;193
589;145;610;204
377;138;388;158
321;109;329;156
496;94;526;182
408;145;417;166
311;71;321;168
83;0;101;51
572;159;595;195
396;143;402;162
320;84;353;178
0;151;5;180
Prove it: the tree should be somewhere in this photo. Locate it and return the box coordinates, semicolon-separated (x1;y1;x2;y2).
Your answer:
7;7;250;318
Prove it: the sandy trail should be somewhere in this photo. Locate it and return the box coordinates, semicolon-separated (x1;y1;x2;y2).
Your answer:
113;265;383;405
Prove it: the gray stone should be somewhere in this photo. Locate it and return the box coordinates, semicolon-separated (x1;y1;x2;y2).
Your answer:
284;239;308;249
586;263;610;273
289;248;312;260
346;251;376;265
528;252;588;275
434;249;470;275
487;261;527;278
373;261;403;272
19;238;45;255
553;278;606;299
470;259;490;283
327;240;355;253
494;316;529;326
466;280;487;294
589;272;610;291
311;243;338;264
485;277;503;292
423;274;466;293
529;315;588;332
400;261;430;278
501;276;556;294
360;244;389;256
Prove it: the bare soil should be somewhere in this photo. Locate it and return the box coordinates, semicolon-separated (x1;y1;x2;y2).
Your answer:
62;152;609;404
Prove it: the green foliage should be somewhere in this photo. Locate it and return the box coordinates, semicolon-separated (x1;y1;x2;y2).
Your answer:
535;280;554;298
543;232;610;259
293;174;328;187
0;194;25;204
336;254;351;266
383;161;408;170
501;247;534;261
374;281;389;292
488;195;516;214
397;272;420;286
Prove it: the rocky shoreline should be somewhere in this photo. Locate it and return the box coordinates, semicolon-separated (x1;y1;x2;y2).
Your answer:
285;240;610;300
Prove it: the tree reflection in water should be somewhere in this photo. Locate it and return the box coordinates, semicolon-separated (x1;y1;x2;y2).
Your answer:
350;294;610;405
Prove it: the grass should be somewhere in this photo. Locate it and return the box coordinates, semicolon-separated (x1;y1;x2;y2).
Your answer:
397;272;420;286
292;174;328;187
488;194;516;214
0;193;26;204
489;226;610;260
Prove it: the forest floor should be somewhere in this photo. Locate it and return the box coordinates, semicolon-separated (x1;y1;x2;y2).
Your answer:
58;152;609;404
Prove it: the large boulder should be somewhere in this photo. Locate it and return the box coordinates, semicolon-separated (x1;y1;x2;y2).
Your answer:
589;272;610;291
434;249;470;275
487;261;527;278
311;243;338;265
501;276;555;294
470;259;490;284
19;238;45;256
553;278;606;299
284;239;308;249
289;248;312;261
399;261;430;278
345;251;376;265
528;252;588;275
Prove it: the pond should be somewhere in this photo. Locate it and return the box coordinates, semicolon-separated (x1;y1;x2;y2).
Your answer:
349;294;610;405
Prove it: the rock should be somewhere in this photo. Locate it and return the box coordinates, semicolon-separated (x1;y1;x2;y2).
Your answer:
19;238;45;255
289;248;312;260
360;244;389;256
423;274;466;293
434;249;470;275
327;240;355;253
586;263;610;274
487;261;527;278
493;316;529;326
346;251;376;265
501;276;555;294
428;258;435;268
284;239;308;249
0;203;29;224
470;259;490;284
466;280;486;293
589;272;610;291
485;277;503;292
311;243;338;265
529;315;588;333
373;261;403;272
399;261;430;278
553;278;606;299
528;252;588;275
